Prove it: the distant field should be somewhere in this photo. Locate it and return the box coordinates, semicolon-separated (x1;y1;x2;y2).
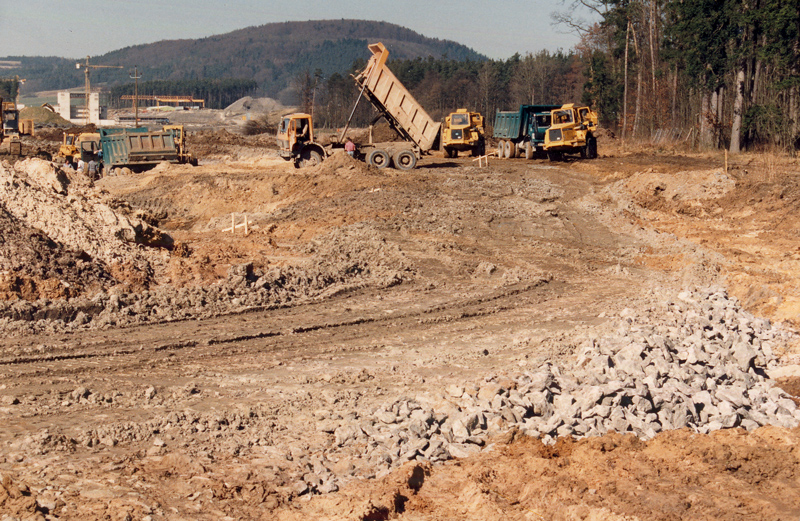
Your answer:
19;94;58;107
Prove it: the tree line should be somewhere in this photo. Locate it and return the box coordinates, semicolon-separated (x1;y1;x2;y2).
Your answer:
298;2;799;153
301;51;586;132
576;0;799;152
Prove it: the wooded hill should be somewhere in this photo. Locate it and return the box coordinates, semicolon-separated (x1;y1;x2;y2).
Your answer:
3;19;484;102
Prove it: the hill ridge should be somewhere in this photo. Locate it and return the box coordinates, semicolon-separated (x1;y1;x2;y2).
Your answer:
2;19;486;99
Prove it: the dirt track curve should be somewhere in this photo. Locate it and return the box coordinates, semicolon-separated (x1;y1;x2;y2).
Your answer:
3;135;800;520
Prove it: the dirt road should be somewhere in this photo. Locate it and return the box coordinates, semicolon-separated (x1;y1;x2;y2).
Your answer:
2;137;800;520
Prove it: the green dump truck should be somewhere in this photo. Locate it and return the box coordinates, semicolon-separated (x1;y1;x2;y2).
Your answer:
99;125;196;173
493;104;561;159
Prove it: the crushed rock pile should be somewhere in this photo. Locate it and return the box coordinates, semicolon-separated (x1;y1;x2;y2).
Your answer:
0;223;412;335
25;287;799;498
0;159;169;300
306;288;800;491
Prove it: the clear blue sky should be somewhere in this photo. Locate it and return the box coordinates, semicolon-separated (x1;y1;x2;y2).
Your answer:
0;0;597;60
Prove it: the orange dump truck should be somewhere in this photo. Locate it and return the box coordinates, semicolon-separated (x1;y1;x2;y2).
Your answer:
277;42;441;170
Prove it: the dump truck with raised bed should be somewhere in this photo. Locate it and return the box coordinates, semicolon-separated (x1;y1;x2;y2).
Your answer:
442;109;484;158
543;104;599;161
277;42;441;170
493;104;561;159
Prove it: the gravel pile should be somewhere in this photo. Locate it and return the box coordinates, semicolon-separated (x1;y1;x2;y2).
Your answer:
320;288;799;487
10;288;797;498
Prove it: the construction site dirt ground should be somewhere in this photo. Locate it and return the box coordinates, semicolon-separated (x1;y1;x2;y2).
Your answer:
3;130;800;520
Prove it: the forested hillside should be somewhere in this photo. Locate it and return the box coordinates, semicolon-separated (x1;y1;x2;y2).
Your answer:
1;19;483;103
572;0;800;152
353;0;796;153
4;5;798;152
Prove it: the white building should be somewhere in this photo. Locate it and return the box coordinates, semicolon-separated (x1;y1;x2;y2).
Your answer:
57;91;115;126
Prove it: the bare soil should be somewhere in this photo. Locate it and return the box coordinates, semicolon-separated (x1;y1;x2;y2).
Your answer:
2;129;800;521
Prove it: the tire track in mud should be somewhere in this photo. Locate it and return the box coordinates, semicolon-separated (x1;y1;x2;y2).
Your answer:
0;279;555;375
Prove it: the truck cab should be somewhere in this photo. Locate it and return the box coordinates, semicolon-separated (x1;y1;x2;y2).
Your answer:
277;113;324;168
543;104;599;161
442;109;485;158
58;132;100;164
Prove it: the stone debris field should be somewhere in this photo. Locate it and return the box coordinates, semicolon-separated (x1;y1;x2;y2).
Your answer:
2;129;800;520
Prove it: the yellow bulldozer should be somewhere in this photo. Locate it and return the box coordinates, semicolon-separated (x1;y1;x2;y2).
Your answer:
57;131;101;165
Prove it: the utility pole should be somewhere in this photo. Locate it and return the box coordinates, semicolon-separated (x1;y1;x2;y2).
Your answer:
130;66;141;127
76;56;122;124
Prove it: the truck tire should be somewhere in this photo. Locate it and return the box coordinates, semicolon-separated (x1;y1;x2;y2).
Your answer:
547;151;562;162
496;141;505;159
524;142;534;160
587;136;598;159
394;150;417;170
298;148;322;168
580;146;588;159
506;141;517;159
368;149;391;169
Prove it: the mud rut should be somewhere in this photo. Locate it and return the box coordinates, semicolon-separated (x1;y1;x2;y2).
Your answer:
3;153;788;520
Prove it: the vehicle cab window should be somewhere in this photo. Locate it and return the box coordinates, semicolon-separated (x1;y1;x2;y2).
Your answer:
555;111;573;124
451;113;469;126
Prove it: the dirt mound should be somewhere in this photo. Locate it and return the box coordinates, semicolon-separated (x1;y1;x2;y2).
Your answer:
0;206;111;300
0;222;411;334
223;96;284;116
0;473;43;519
0;158;171;300
279;426;800;521
622;168;735;213
20;105;71;126
311;149;376;176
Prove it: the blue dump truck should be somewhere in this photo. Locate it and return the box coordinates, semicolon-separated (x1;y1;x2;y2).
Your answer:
493;104;561;159
100;127;179;171
99;125;195;173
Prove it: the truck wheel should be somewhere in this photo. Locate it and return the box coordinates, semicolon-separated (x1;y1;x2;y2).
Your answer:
580;146;588;159
506;141;517;159
368;149;391;169
394;150;417;170
524;142;533;160
299;148;322;168
587;136;598;159
496;141;505;159
547;151;562;162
